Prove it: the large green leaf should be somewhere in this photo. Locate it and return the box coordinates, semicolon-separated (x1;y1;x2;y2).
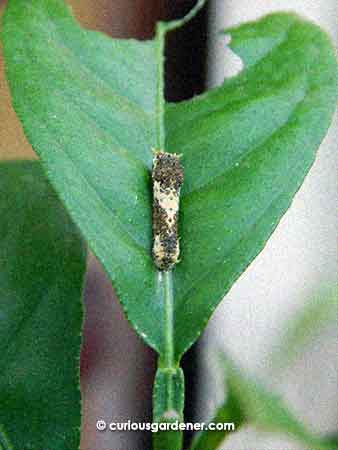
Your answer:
0;161;86;450
191;356;337;450
2;0;337;363
167;14;338;358
3;0;162;353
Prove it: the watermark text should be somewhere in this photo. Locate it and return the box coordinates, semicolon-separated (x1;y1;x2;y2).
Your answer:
96;419;235;433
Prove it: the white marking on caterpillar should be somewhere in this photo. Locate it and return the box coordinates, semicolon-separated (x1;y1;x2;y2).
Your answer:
152;150;184;271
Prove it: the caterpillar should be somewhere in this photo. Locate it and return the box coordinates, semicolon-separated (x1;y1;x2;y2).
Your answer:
152;150;184;271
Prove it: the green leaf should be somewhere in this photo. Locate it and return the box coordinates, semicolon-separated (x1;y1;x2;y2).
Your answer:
190;388;244;450
0;161;86;450
2;1;337;365
3;0;163;354
167;13;338;359
0;424;13;450
269;286;338;371
191;356;337;450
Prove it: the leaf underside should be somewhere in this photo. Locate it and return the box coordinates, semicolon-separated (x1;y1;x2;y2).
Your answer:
0;161;86;450
2;0;337;361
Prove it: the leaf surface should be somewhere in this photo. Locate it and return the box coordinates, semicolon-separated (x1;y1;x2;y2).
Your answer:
3;1;337;361
2;0;165;352
0;161;86;450
167;13;337;358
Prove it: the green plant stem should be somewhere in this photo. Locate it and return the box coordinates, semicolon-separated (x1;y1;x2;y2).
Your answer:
154;21;176;376
153;5;209;447
155;24;165;150
153;27;185;450
163;270;175;369
153;271;185;450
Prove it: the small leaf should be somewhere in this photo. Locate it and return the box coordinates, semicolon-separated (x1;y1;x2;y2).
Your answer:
2;1;337;364
192;356;337;450
190;388;245;450
218;356;337;450
0;162;86;450
269;286;338;370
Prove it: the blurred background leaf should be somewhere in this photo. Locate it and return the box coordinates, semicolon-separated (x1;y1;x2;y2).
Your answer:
190;387;245;450
191;354;338;450
269;286;338;371
0;161;86;450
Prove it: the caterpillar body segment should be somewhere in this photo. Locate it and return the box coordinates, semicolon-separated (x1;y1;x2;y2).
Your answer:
152;151;184;271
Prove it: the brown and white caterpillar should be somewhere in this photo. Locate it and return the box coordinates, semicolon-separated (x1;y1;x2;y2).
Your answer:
152;150;184;271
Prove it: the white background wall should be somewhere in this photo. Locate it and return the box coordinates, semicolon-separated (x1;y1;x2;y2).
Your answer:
201;1;337;449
